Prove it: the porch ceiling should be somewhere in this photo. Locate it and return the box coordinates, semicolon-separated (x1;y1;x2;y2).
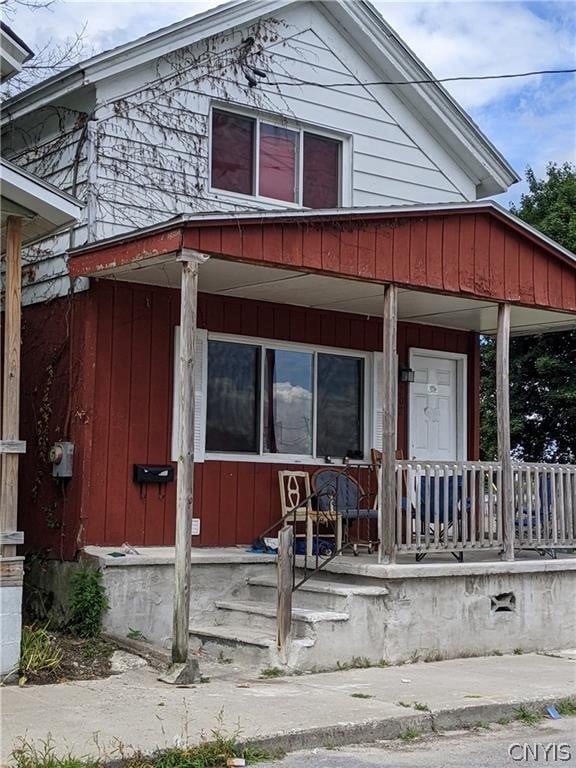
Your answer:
101;257;576;336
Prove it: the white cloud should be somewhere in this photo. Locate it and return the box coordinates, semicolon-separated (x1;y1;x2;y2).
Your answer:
373;1;575;110
6;0;575;202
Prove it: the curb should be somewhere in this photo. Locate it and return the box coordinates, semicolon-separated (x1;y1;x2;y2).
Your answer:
240;696;571;755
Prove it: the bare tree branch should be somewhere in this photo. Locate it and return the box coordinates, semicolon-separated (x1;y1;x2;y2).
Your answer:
1;1;87;98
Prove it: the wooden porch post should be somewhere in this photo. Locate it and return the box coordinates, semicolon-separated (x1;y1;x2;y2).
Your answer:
497;303;515;561
164;249;208;683
1;216;25;558
380;283;398;564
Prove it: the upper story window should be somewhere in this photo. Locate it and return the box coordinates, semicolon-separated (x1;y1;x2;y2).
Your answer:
211;108;341;208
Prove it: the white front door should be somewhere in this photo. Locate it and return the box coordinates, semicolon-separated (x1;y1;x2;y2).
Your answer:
409;352;465;462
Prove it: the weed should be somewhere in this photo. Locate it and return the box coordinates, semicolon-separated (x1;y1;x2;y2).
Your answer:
199;676;211;684
19;624;63;685
399;728;420;741
412;702;430;712
127;628;146;642
336;656;384;671
464;694;483;699
492;650;503;656
556;698;576;716
11;720;273;767
350;692;373;699
217;651;233;664
423;651;443;663
69;569;109;639
515;706;542;725
11;736;99;768
476;721;490;730
397;701;412;708
260;667;284;678
497;717;511;726
513;648;523;655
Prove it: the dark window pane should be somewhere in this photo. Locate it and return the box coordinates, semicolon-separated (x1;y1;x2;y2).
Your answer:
303;133;340;208
259;123;298;202
317;354;363;458
206;341;260;452
264;349;313;455
211;110;254;195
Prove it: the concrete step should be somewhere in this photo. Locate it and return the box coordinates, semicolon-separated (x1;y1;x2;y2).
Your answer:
188;623;313;669
247;574;389;612
214;599;349;638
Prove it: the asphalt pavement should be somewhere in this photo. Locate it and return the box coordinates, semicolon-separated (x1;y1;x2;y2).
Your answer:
258;718;576;767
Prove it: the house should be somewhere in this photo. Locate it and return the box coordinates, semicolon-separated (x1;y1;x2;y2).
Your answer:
0;26;82;677
2;0;575;669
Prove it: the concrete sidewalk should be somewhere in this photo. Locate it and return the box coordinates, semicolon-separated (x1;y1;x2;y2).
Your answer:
2;652;575;763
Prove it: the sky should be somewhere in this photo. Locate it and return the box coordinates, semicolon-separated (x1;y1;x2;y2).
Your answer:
5;0;576;206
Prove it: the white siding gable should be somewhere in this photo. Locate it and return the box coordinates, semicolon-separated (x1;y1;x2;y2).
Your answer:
3;1;484;305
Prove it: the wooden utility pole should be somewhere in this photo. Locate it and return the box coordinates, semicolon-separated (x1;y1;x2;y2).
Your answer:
497;302;515;561
1;216;25;559
379;284;398;564
162;249;207;685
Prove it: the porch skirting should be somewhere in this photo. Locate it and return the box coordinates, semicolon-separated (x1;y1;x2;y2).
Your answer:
25;548;576;670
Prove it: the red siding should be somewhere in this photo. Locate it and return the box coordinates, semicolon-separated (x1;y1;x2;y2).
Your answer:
18;294;93;559
57;281;477;550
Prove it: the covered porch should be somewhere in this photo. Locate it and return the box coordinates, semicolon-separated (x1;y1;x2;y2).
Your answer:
65;202;576;669
67;201;576;564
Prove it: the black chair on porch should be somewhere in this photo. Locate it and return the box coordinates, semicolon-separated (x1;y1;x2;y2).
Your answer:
312;468;379;556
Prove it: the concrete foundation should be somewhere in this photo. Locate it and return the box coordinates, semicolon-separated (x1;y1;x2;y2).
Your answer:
31;547;576;670
0;557;24;678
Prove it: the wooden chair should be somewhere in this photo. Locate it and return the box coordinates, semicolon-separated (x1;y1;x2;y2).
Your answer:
278;470;342;558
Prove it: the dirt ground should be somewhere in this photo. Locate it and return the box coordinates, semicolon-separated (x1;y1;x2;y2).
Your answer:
18;630;113;685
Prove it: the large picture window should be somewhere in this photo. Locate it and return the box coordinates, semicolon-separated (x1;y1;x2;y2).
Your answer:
206;337;366;459
211;108;342;208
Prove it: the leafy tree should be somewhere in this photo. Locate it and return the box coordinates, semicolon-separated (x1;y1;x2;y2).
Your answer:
481;162;576;463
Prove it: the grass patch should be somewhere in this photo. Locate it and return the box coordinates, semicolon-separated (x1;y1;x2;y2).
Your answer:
259;667;284;679
11;726;274;767
399;728;420;741
497;717;511;726
556;698;576;716
397;701;412;708
412;702;430;712
19;625;63;685
515;706;542;725
513;648;523;655
11;737;99;768
350;692;373;699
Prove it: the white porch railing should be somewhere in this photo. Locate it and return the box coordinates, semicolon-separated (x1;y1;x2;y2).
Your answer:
394;460;576;556
394;461;504;554
513;463;576;550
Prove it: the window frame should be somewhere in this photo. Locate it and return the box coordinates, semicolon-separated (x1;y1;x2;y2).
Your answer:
208;104;351;208
205;332;372;464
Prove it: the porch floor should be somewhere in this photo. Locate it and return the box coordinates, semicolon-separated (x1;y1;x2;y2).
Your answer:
84;544;576;578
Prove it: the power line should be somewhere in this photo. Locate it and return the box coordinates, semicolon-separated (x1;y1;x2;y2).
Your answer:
270;67;576;89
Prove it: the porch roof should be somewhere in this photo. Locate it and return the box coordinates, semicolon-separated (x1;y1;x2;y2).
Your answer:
68;202;576;335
